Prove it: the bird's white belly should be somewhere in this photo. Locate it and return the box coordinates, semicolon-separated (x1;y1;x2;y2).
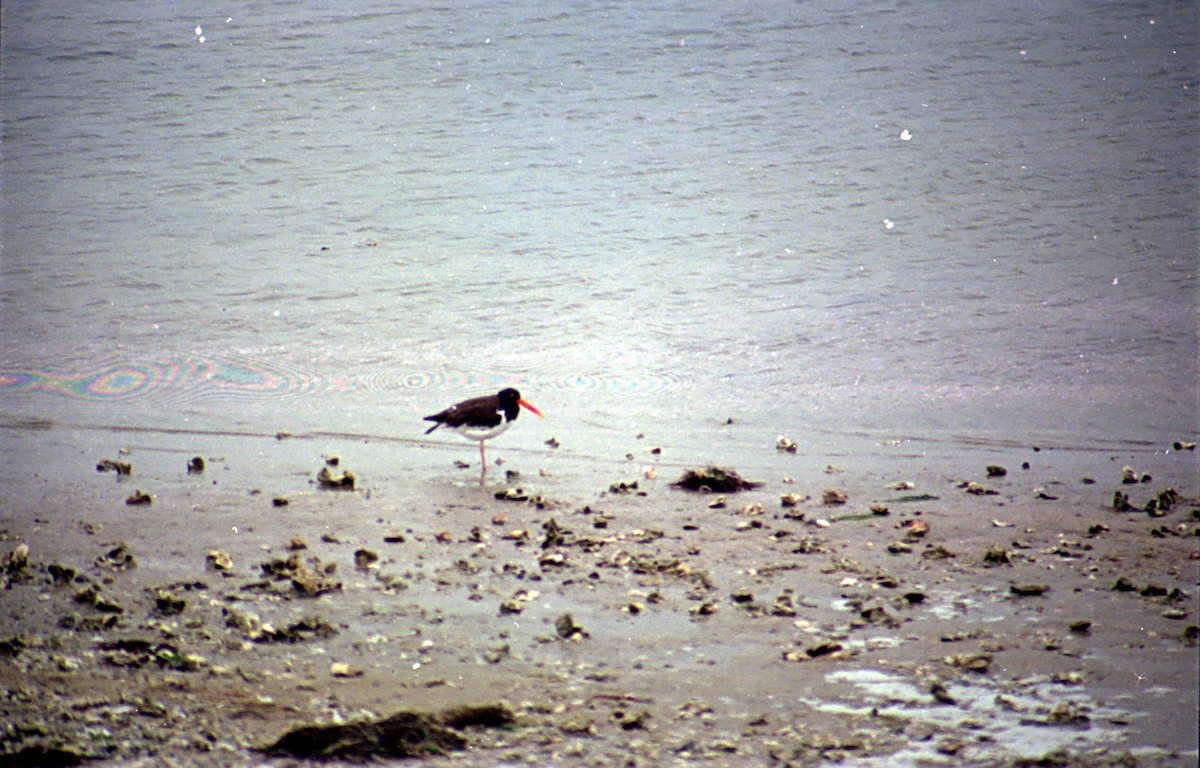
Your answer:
448;420;512;442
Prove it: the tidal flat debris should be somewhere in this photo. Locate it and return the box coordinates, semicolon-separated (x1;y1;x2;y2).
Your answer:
262;710;468;760
1120;465;1151;484
495;487;528;501
783;640;846;661
124;490;152;506
441;703;516;730
2;544;31;588
316;466;355;490
46;562;75;585
95;543;137;571
1026;701;1091;728
776;435;798;453
74;584;124;614
540;517;568;549
771;593;798;616
690;601;718;616
205;550;233;573
96;458;132;476
609;479;641;494
154;589;187;616
257;553;341;597
986;465;1007;477
240;615;336;644
555;613;588;641
982;547;1012;566
499;588;538;615
930;681;957;705
821;489;848;505
354;549;380;570
97;638;205;672
1010;583;1050;597
1111;576;1137;592
961;481;998;496
944;653;992;673
1145;487;1180;516
922;544;956;560
900;519;929;540
673;466;761;493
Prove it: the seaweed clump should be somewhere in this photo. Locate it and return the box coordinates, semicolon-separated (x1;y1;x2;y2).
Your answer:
672;466;760;493
261;705;515;761
263;710;463;760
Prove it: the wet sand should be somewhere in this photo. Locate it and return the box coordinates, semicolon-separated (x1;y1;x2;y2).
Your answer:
1;423;1197;767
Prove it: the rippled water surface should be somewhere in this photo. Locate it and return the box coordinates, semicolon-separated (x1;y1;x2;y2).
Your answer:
3;1;1197;470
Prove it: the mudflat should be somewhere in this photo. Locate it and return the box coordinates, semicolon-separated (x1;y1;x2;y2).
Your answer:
1;428;1196;767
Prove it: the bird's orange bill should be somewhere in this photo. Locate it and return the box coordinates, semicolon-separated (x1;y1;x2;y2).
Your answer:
518;398;545;418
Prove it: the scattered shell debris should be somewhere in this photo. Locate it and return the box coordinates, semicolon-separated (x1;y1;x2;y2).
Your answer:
316;465;356;489
1;425;1195;767
822;489;848;505
96;458;132;476
124;490;153;505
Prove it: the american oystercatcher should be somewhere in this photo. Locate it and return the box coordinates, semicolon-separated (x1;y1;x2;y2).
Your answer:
423;388;544;474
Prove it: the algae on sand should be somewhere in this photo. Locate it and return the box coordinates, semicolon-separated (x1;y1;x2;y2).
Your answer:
672;465;761;493
262;710;465;760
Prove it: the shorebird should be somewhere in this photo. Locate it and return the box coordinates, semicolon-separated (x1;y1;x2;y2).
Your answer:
423;388;544;475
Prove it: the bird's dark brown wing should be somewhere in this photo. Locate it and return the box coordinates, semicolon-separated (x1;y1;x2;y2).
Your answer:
423;394;503;433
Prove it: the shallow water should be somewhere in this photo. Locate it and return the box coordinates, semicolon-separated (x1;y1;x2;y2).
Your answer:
2;1;1197;479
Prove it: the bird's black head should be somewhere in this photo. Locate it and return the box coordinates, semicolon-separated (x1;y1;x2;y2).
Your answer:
496;388;522;421
497;388;544;421
497;388;522;404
